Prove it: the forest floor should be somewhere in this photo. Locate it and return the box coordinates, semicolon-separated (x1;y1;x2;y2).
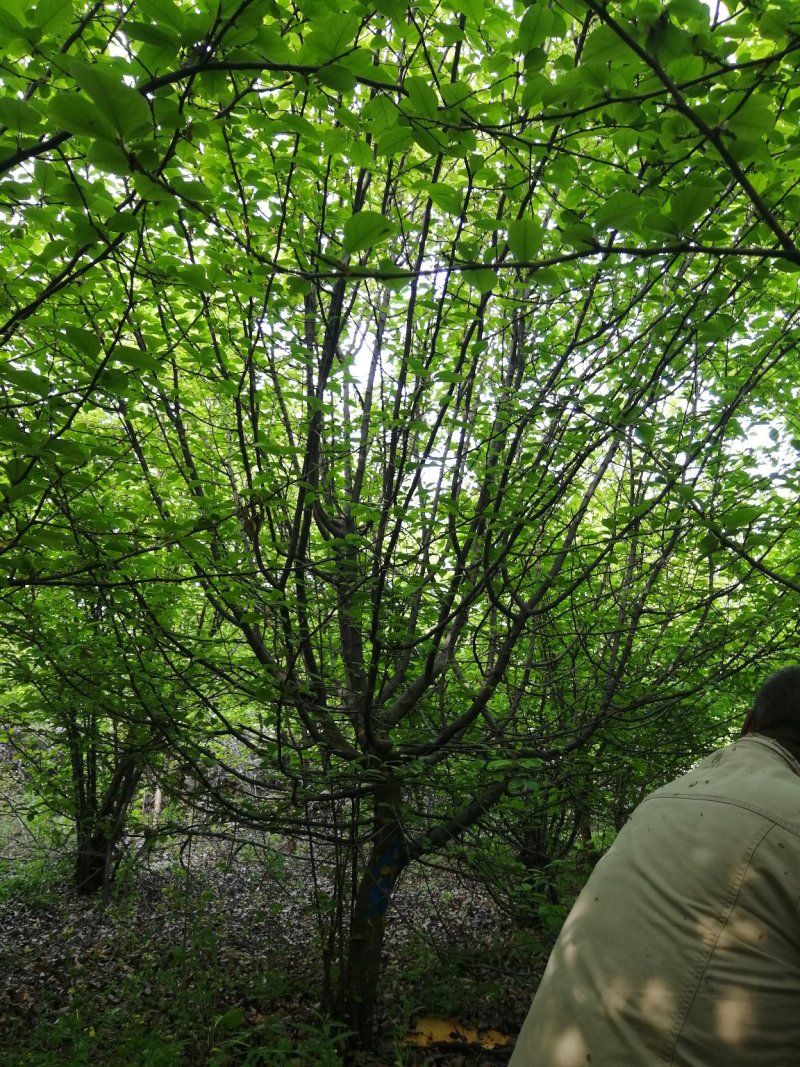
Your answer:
0;834;554;1066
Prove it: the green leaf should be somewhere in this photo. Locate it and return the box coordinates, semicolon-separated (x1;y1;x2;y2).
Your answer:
507;216;542;261
33;0;74;35
669;184;716;231
134;0;185;31
302;12;360;62
115;345;162;374
98;368;135;395
214;1005;246;1032
104;212;140;234
0;415;30;443
378;258;412;292
0;0;26;40
44;438;89;465
411;123;447;155
47;92;116;140
133;173;174;202
177;265;213;290
667;0;710;27
699;532;720;555
561;221;596;250
64;326;102;359
466;267;496;293
593;190;643;231
86;139;132;175
427;182;463;215
316;63;357;93
440;81;472;110
760;7;792;40
124;20;181;48
169;177;213;202
634;421;656;447
774;256;800;273
518;2;554;52
725;95;774;140
640;212;680;238
521;72;550;109
723;505;762;531
0;97;41;132
375;124;414;156
443;0;484;22
581;22;636;65
278;113;315;139
665;55;704;82
342;211;396;255
70;60;152;139
403;76;438;119
362;96;399;132
2;365;49;397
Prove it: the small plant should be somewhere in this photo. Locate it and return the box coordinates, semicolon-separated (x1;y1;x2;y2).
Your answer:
206;1011;351;1067
0;850;71;905
394;933;474;1019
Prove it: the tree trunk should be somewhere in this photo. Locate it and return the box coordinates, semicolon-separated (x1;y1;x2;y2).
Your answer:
516;813;559;924
151;784;162;828
75;831;109;895
578;811;599;868
73;756;142;894
344;779;407;1042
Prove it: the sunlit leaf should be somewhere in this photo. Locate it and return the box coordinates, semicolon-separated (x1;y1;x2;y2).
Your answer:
507;216;542;261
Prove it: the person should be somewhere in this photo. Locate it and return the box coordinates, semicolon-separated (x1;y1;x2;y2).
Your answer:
509;667;800;1067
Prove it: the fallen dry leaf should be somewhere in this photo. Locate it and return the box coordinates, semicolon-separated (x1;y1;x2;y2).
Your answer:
404;1015;509;1049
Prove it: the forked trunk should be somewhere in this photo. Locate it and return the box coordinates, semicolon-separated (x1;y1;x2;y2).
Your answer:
73;757;142;894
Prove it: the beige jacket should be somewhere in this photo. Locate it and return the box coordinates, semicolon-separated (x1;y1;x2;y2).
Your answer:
510;736;800;1066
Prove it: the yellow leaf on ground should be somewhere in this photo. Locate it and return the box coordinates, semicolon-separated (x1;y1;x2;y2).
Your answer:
403;1016;509;1049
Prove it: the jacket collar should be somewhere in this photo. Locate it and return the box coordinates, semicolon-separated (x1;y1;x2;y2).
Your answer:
740;733;800;777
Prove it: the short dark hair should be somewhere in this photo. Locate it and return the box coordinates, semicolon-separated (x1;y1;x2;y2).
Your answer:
753;666;800;735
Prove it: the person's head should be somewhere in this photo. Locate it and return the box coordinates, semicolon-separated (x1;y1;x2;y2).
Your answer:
744;666;800;743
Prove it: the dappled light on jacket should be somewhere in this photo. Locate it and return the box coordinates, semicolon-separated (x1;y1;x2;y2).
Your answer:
715;994;755;1047
510;737;800;1066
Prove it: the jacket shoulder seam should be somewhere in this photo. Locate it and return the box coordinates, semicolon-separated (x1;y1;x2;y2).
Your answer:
642;791;800;840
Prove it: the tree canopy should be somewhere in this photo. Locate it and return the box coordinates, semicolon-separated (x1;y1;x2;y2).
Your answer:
3;0;800;1036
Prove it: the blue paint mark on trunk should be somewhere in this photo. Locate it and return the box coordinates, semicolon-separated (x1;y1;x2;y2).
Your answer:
366;834;407;918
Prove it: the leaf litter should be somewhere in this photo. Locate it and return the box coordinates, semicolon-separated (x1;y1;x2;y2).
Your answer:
0;840;545;1065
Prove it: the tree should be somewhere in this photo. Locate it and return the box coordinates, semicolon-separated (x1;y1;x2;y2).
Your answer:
3;0;800;1038
0;566;212;892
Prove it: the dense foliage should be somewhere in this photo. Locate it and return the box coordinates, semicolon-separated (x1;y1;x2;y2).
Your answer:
3;0;800;1039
